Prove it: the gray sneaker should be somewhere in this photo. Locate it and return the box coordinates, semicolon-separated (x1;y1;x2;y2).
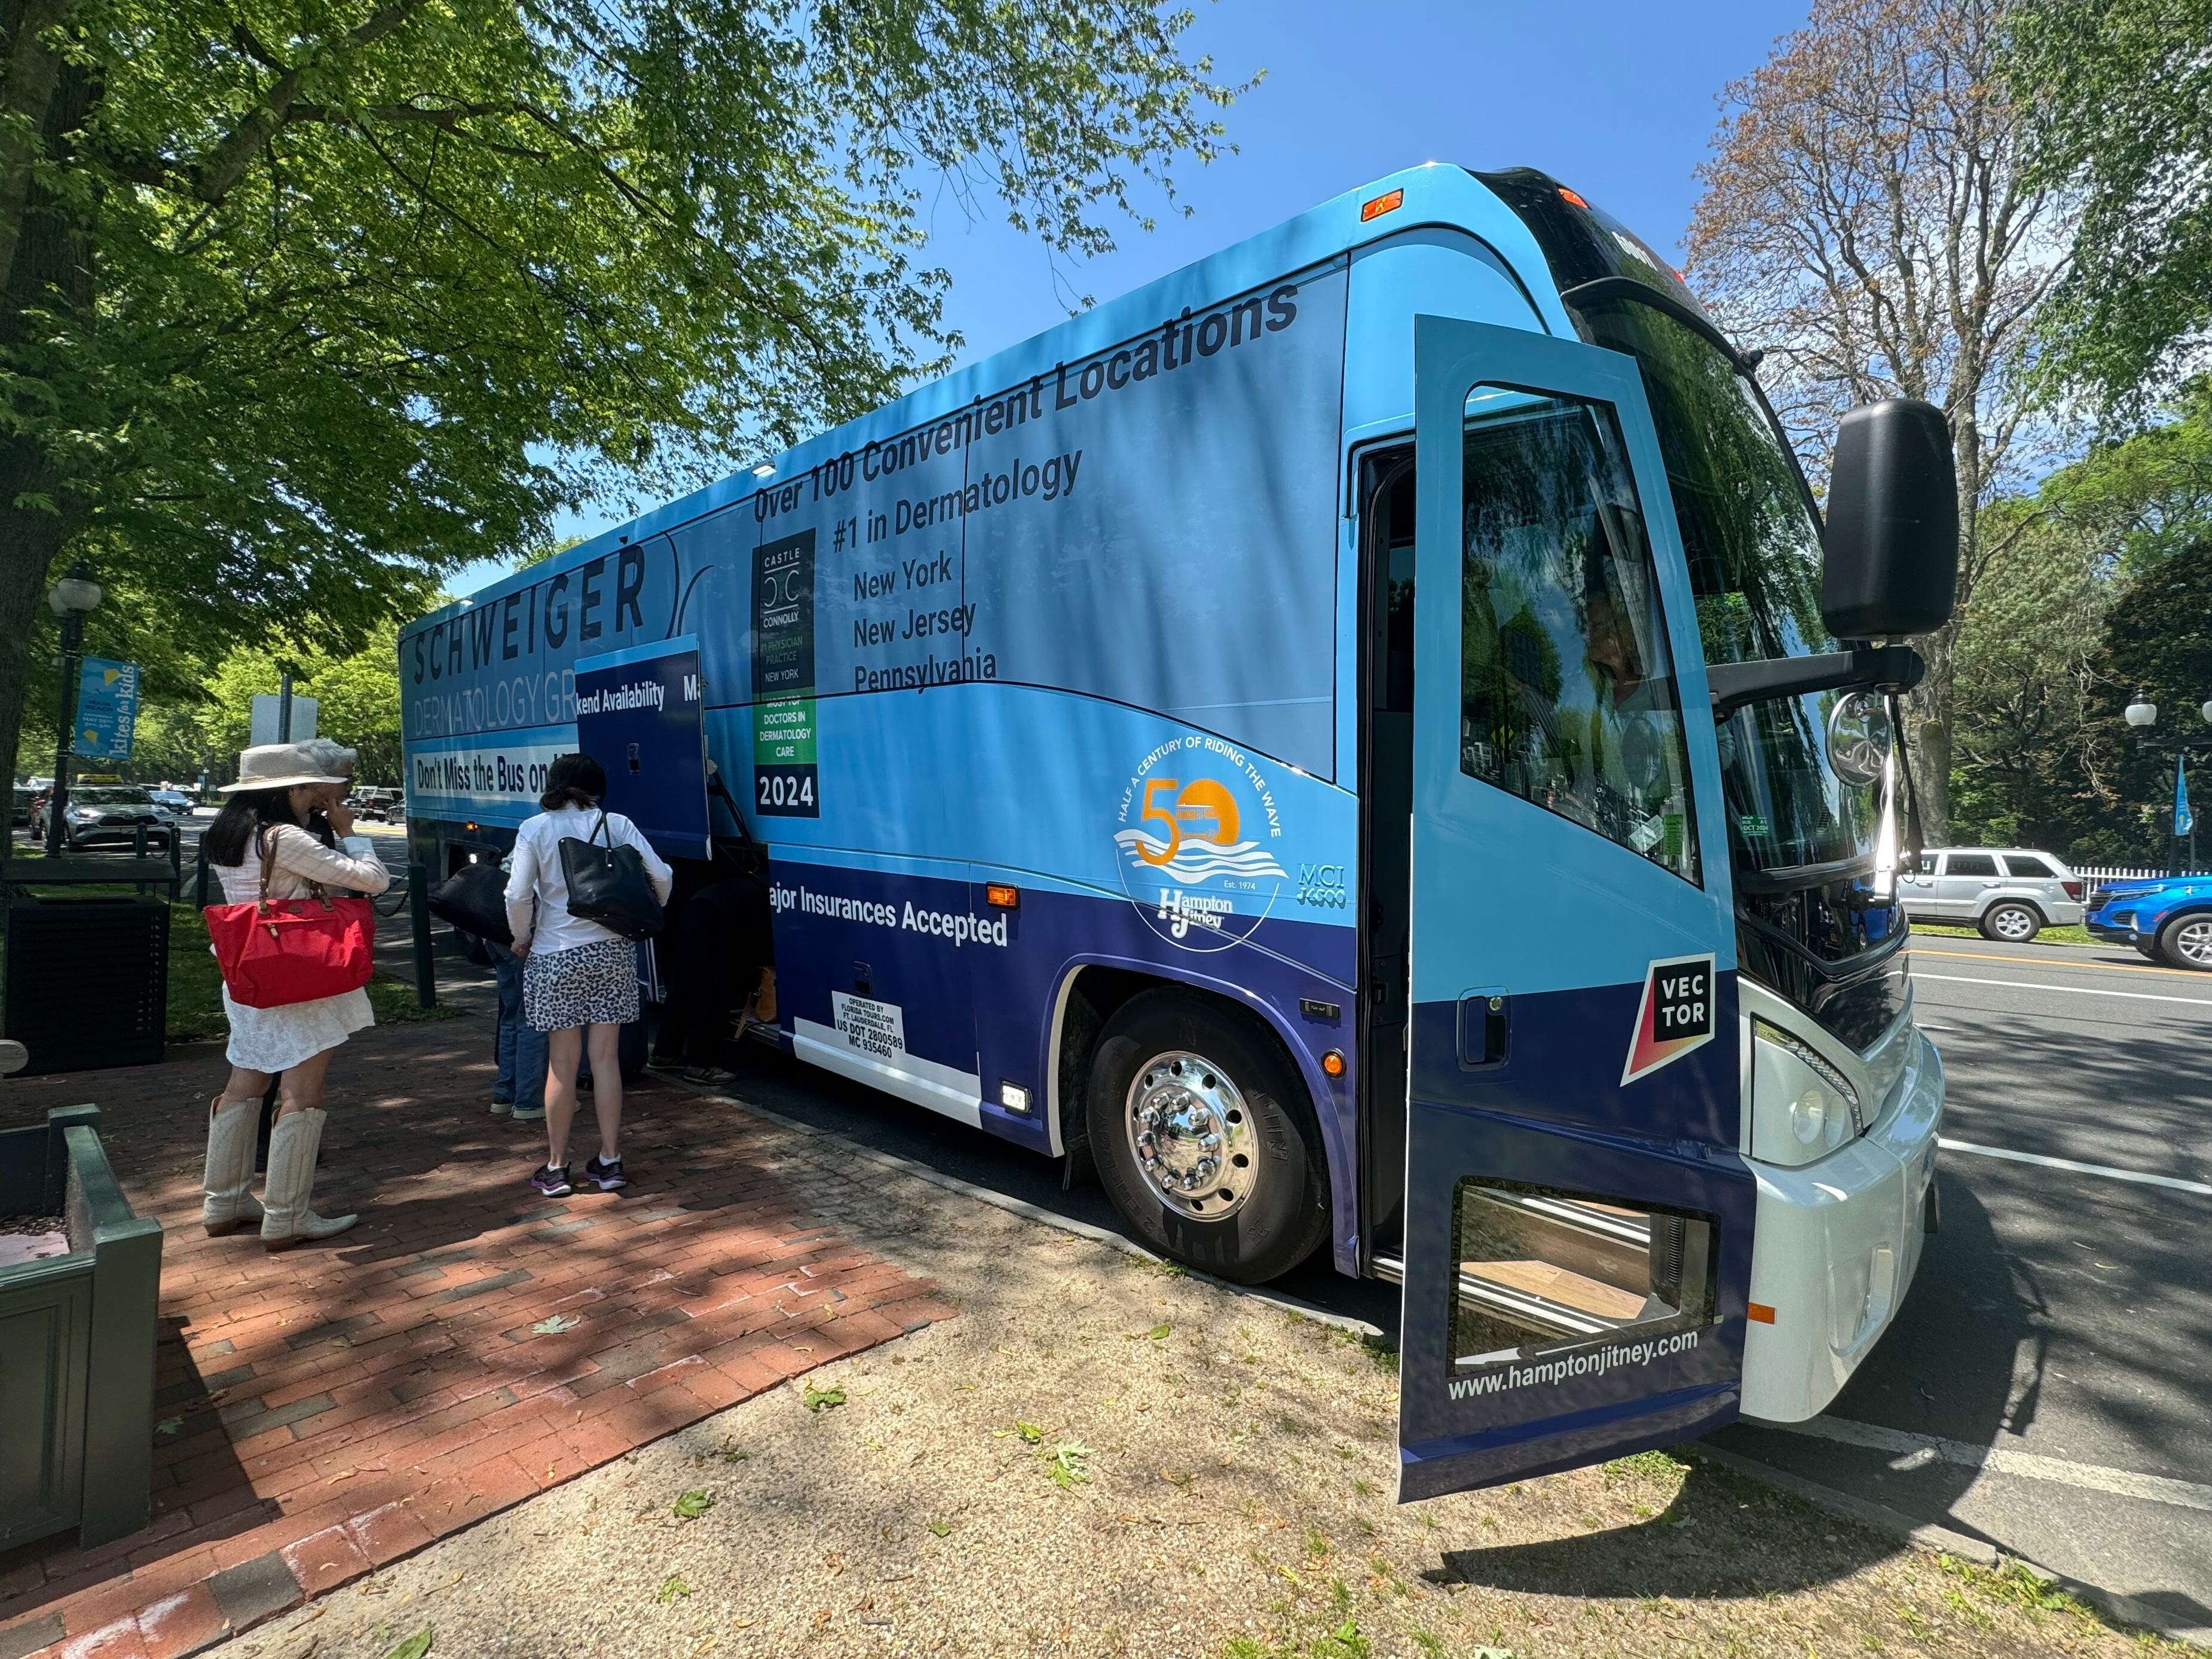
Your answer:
512;1102;546;1124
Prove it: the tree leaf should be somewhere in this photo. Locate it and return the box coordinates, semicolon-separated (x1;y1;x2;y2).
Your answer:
382;1630;433;1659
1014;1420;1044;1444
530;1315;581;1336
1146;1323;1171;1340
672;1489;716;1520
803;1383;846;1412
657;1574;692;1603
926;1521;952;1537
1047;1443;1092;1488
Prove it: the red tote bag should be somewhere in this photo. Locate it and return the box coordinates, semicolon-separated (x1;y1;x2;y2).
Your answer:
204;830;377;1009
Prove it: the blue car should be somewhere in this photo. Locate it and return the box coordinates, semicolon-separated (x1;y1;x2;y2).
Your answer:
2086;876;2212;969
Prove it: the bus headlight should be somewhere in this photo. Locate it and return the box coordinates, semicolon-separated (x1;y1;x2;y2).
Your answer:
1751;1018;1862;1168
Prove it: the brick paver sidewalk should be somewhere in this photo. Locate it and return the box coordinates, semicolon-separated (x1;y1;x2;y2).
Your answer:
0;1016;949;1659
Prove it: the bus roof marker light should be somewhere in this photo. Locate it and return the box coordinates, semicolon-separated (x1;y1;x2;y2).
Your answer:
1557;186;1590;210
751;462;776;478
1359;189;1403;223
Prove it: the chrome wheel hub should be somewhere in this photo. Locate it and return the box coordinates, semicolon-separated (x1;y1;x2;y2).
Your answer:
2176;918;2212;968
1124;1049;1256;1221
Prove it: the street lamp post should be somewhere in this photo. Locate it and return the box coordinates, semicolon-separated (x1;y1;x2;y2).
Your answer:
43;561;104;856
2124;692;2212;876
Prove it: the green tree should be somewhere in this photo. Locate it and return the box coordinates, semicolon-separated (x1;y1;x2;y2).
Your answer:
2098;542;2212;864
2033;379;2212;577
0;0;1249;810
1947;385;2212;861
1948;503;2117;856
2008;0;2212;420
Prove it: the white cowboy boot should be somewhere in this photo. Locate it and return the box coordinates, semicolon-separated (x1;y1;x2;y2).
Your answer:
200;1095;265;1236
260;1107;357;1250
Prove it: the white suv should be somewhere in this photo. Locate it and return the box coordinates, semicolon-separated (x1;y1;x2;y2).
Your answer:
1899;848;2086;942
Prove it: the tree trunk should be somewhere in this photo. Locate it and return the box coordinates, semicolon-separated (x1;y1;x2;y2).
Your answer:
1914;629;1956;849
0;48;96;862
0;470;68;818
1910;408;1985;851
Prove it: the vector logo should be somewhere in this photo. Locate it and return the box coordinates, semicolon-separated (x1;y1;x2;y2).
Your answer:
1621;953;1715;1086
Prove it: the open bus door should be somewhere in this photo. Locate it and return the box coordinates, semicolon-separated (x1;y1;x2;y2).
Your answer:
1396;317;1757;1501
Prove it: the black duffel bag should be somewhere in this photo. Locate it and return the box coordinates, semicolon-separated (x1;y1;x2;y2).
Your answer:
426;859;513;946
559;810;665;941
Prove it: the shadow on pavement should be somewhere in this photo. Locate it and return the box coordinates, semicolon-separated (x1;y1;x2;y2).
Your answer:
1433;1460;1887;1598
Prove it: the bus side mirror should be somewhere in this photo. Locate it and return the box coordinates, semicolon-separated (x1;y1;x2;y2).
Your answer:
1821;399;1958;639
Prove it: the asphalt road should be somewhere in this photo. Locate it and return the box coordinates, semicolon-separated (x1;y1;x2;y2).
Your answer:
1717;931;2212;1643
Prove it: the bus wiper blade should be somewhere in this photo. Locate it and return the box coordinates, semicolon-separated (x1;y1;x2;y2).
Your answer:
1706;644;1923;722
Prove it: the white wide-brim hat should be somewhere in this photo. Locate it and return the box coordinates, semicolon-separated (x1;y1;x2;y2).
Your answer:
220;742;350;792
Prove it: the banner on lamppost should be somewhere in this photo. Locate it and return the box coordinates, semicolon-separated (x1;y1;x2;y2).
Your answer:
2177;755;2195;837
71;657;139;761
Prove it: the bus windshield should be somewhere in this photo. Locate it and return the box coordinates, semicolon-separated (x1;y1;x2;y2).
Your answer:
1576;298;1876;876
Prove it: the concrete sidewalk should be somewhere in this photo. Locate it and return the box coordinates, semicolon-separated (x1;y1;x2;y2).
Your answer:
0;1017;947;1659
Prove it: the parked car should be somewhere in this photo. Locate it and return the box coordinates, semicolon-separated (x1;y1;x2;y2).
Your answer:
11;785;30;827
1898;847;2086;942
2086;876;2212;969
146;786;194;813
36;785;182;851
349;787;402;822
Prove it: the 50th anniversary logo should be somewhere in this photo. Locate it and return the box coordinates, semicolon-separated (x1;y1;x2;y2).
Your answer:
1112;736;1290;950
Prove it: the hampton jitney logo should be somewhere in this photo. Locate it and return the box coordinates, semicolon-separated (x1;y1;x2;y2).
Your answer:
1113;736;1287;950
1620;952;1716;1085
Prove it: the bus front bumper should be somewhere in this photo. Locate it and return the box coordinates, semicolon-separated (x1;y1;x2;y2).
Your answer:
1739;1028;1944;1424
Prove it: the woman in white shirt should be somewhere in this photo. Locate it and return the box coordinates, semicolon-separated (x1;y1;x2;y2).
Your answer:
504;753;673;1196
200;742;393;1250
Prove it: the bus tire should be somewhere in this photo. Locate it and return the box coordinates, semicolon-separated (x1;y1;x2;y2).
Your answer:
1085;990;1329;1284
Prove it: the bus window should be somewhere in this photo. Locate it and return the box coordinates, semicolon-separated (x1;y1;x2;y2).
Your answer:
1448;1181;1715;1371
1456;393;1700;885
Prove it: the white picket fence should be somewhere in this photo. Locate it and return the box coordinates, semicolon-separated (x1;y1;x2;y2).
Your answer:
2075;865;2210;883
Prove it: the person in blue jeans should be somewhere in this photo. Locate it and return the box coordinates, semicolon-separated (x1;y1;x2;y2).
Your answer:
489;939;547;1123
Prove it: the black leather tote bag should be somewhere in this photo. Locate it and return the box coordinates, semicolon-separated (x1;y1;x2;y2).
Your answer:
426;859;514;946
559;810;665;941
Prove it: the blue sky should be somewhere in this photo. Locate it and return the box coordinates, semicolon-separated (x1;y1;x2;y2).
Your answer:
449;0;1804;596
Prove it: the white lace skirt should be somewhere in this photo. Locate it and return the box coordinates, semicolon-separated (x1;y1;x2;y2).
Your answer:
222;984;374;1074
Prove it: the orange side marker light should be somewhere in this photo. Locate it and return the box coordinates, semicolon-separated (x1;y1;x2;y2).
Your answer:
1360;189;1404;223
1747;1302;1777;1325
1321;1049;1347;1078
984;883;1020;909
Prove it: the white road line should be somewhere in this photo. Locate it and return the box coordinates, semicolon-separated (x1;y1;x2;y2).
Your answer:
1766;1416;2212;1515
1914;971;2212;1010
1937;1138;2212;1196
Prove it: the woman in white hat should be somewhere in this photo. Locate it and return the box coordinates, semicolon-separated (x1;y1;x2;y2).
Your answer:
197;742;392;1249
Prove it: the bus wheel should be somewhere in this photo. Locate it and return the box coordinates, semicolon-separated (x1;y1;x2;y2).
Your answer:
1085;991;1328;1285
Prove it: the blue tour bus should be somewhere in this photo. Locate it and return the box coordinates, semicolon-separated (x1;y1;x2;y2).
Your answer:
400;163;1950;1497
